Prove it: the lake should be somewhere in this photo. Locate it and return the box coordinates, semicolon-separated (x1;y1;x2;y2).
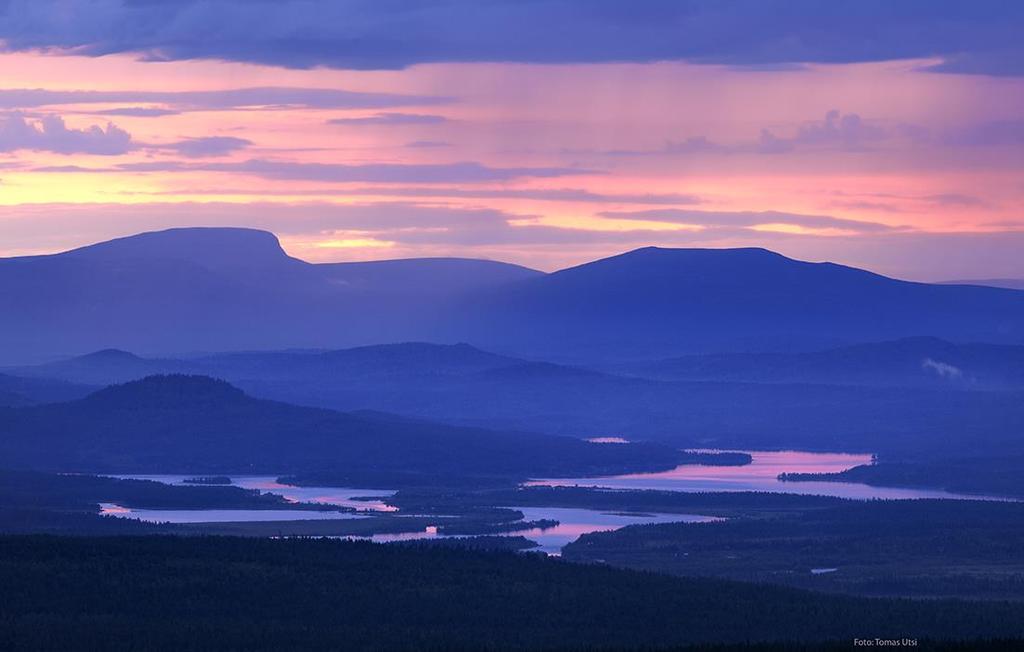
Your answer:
106;450;1009;552
105;474;718;553
507;507;719;555
348;508;720;555
99;503;368;523
112;475;397;511
530;450;1009;501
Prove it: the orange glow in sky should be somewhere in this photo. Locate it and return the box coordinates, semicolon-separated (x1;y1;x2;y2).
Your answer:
1;49;1023;280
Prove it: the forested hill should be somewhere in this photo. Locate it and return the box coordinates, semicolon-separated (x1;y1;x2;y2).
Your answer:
0;374;688;481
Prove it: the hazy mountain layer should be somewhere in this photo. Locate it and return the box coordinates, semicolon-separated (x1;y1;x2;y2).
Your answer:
3;228;1024;363
0;374;688;481
12;341;1024;459
612;336;1024;389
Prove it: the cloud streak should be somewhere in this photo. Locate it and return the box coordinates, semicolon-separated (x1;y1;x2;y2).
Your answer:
0;112;250;158
600;209;898;234
37;158;599;183
606;111;895;158
0;87;450;112
122;185;704;206
597;110;1024;162
0;112;131;155
328;113;448;126
93;107;182;117
157;136;252;158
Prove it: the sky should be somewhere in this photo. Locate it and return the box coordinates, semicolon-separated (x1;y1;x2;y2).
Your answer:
0;0;1023;280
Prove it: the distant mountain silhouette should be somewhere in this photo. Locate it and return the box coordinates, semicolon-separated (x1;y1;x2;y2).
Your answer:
20;349;159;385
0;374;684;479
8;342;524;386
452;246;1024;359
61;227;297;274
3;231;1024;363
615;337;1024;389
474;360;606;381
0;227;540;363
12;342;1024;460
0;373;94;406
942;278;1024;291
0;388;29;408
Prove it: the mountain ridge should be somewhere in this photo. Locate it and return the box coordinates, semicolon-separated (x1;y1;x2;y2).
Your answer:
0;374;687;480
614;336;1024;388
451;244;1024;359
9;340;1024;460
0;228;541;363
59;227;301;272
942;278;1024;291
3;228;1023;363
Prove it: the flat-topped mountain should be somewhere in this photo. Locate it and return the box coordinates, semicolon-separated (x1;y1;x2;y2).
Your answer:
0;228;539;363
3;230;1023;363
60;227;298;272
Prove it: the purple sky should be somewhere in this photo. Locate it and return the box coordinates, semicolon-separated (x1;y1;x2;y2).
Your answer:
0;1;1022;280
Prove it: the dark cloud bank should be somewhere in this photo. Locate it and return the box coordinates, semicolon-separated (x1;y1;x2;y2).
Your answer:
0;0;1020;75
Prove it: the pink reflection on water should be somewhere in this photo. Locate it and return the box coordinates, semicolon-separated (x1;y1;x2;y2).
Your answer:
99;503;366;523
99;503;131;514
528;450;1011;501
111;475;399;512
342;508;720;555
347;524;445;544
507;506;720;555
232;477;400;512
621;450;871;480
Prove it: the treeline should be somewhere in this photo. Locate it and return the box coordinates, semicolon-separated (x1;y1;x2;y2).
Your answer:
387;486;849;517
0;469;351;536
563;499;1024;600
0;469;319;512
0;508;167;536
279;454;751;492
2;535;1024;650
0;470;562;540
780;456;1024;497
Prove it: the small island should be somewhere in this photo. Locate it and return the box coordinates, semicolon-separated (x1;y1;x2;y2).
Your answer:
182;476;233;486
682;451;752;466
